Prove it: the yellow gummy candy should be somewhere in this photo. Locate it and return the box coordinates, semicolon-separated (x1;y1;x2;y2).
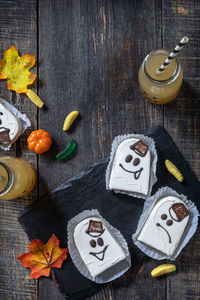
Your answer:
63;111;79;131
26;89;44;108
151;264;176;277
165;159;183;182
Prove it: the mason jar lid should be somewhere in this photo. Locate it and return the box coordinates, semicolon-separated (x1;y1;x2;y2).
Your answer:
143;49;180;85
0;161;13;195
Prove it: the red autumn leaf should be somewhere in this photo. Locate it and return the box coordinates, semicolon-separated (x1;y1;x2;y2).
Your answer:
18;234;67;279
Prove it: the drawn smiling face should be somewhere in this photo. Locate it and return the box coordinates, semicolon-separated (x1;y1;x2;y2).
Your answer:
89;236;109;261
109;138;151;196
119;151;143;180
74;217;126;278
85;219;109;261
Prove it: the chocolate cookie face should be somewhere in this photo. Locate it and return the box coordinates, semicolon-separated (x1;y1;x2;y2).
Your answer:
109;138;151;196
138;196;189;256
74;217;126;277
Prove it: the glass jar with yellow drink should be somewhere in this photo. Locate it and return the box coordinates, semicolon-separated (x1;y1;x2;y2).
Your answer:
138;49;183;104
0;156;36;200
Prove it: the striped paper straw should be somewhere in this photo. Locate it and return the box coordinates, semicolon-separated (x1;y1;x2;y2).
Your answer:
158;36;189;72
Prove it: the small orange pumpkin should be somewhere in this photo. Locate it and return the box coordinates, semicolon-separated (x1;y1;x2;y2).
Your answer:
27;129;52;154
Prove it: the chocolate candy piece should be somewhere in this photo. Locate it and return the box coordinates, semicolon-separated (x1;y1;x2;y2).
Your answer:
0;128;11;143
161;214;167;220
97;237;104;246
170;203;189;222
166;220;173;226
90;239;96;248
56;140;77;162
130;140;148;157
85;220;105;237
125;155;132;163
133;158;140;166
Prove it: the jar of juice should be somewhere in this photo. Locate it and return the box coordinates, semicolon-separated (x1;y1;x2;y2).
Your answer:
0;156;36;200
138;49;183;104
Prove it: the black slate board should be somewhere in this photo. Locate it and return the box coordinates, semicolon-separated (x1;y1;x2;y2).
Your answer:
19;126;200;300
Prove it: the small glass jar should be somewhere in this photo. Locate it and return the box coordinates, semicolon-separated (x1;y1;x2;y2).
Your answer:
138;49;183;104
0;156;36;200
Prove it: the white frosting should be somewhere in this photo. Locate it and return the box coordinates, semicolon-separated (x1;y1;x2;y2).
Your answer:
109;138;150;195
138;196;189;256
74;217;126;277
0;103;22;142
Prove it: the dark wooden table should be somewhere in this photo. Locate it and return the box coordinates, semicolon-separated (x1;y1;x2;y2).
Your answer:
0;0;200;299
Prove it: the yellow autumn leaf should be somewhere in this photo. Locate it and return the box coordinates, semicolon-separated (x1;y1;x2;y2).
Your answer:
0;45;37;93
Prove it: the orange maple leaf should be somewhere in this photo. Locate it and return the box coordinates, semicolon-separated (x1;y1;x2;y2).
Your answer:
0;45;36;93
18;234;67;279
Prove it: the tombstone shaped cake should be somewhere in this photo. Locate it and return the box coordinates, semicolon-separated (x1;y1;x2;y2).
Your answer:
108;137;156;197
0;102;22;145
137;196;189;256
73;217;127;278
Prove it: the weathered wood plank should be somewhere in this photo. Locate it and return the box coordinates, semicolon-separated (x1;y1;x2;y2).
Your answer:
163;1;200;299
0;0;38;299
38;0;163;299
2;0;200;299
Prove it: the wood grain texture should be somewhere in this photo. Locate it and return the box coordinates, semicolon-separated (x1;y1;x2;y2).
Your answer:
38;0;163;194
0;0;38;299
1;0;200;299
163;1;200;299
38;0;163;299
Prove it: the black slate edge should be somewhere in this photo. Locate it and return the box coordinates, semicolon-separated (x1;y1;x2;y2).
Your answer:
18;126;200;299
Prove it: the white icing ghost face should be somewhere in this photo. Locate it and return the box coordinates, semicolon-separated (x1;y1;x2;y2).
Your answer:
138;196;189;256
74;217;126;277
109;138;151;196
0;103;21;143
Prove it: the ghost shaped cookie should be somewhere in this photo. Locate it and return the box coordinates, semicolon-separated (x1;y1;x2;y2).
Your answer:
137;196;189;256
73;217;127;278
0;102;22;145
108;138;153;197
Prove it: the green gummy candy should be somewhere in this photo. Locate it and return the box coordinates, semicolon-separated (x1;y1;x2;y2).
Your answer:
56;140;78;161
